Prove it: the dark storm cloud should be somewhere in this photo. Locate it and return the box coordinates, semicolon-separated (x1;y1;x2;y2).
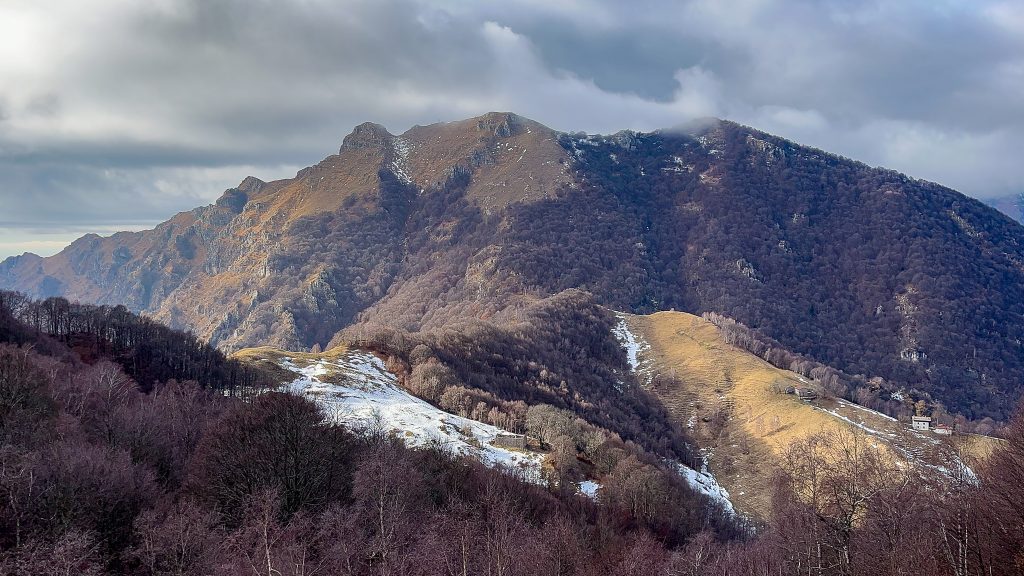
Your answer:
1;0;1022;257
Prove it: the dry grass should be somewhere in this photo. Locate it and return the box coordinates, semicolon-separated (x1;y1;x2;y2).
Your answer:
231;344;352;386
625;311;995;520
960;433;1004;461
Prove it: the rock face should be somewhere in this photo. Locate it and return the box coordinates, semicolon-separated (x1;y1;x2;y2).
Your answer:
340;122;393;152
3;113;1024;421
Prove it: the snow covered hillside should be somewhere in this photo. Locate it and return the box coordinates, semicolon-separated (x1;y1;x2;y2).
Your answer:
277;349;545;481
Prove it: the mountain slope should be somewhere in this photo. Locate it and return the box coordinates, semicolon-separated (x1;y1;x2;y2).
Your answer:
3;113;1024;421
987;193;1024;224
614;310;997;518
0;113;568;350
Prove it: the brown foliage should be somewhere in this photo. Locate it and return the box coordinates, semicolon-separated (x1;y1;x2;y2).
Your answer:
187;392;355;525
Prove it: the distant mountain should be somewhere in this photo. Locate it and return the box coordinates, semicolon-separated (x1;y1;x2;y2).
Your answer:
3;112;1023;421
987;193;1024;224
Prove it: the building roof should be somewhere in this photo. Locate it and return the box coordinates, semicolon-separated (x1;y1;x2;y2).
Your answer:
912;416;932;421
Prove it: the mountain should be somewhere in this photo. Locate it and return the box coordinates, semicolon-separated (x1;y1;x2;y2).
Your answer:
987;193;1024;224
0;113;570;351
3;112;1024;422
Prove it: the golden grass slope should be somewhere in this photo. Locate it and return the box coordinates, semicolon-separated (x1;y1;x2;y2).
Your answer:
624;311;998;519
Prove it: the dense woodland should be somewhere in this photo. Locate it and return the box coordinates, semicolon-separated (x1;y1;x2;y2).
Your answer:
0;291;271;395
494;124;1024;422
343;290;697;468
1;297;1024;574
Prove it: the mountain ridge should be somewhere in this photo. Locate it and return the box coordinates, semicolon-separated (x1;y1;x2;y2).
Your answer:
3;112;1023;422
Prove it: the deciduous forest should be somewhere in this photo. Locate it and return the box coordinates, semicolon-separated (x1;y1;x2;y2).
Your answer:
1;291;1023;575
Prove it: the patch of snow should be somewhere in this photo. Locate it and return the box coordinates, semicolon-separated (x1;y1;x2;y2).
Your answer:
836;398;898;422
280;351;544;481
390;137;413;184
662;156;694;174
696;136;721;156
612;317;641;371
578;480;600;500
958;461;979;484
818;407;896;438
611;314;652;382
672;460;735;516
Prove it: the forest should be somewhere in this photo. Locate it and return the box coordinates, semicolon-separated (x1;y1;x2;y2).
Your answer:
0;291;271;395
490;124;1024;422
1;290;1023;575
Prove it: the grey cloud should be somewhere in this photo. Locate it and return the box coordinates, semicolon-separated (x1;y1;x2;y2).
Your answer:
0;0;1022;258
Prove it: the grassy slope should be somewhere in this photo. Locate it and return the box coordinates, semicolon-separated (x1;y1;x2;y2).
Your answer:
625;311;1001;519
230;345;352;385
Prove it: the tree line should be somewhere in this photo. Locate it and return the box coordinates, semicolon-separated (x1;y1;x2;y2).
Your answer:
2;280;1024;574
0;325;739;574
0;290;273;395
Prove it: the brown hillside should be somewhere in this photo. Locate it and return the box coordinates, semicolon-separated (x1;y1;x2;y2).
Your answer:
0;113;569;351
622;311;998;519
402;112;571;211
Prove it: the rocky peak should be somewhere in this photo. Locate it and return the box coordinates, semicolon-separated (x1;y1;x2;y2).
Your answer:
340;122;394;153
237;176;265;193
214;176;264;214
475;112;520;138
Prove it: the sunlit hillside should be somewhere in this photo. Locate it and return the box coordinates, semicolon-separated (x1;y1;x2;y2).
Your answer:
618;311;1000;518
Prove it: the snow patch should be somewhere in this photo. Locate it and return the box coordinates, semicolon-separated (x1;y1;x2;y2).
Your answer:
673;459;735;516
578;480;601;500
280;351;544;481
611;314;651;382
390;137;413;184
819;407;895;438
662;156;694;173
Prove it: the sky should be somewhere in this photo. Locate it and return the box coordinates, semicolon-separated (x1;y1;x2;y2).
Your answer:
1;0;1023;259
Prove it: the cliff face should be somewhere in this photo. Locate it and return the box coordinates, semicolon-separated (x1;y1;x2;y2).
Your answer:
4;113;1024;420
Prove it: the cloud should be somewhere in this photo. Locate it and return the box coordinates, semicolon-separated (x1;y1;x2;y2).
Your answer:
0;0;1022;258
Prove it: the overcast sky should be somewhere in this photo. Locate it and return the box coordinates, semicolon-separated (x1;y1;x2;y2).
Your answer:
1;0;1023;259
